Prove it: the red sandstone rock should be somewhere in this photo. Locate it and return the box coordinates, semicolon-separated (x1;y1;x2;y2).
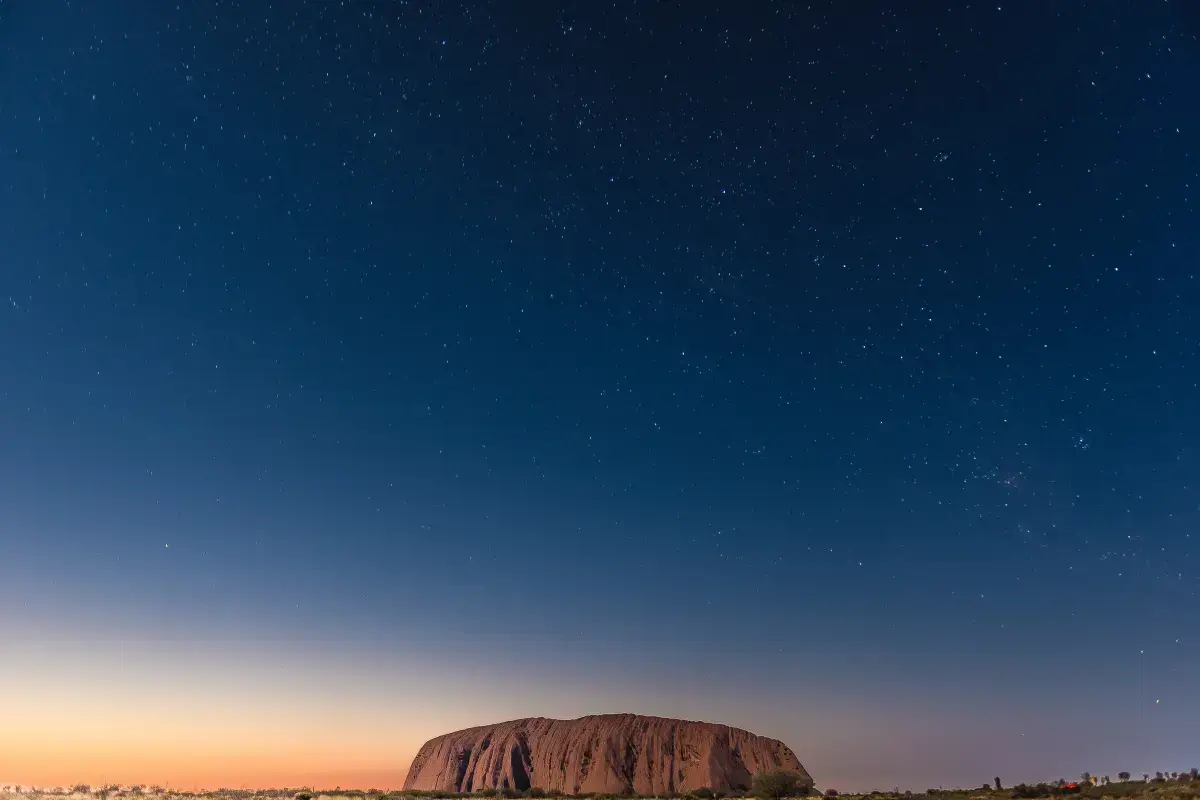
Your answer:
403;714;813;795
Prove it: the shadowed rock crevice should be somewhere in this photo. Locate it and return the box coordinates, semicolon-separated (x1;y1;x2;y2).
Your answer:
509;736;532;792
403;714;814;795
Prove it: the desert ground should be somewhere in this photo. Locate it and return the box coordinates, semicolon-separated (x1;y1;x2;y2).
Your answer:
2;775;1198;800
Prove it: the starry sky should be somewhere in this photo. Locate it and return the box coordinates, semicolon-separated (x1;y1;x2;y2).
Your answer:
1;0;1198;793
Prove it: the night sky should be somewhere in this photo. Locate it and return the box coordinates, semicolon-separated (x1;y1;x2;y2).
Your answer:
2;0;1198;792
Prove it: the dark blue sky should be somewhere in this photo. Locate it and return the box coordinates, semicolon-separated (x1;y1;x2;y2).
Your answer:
1;0;1198;790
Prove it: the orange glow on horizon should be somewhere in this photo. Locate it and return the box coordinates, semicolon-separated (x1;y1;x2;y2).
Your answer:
0;741;416;791
0;630;451;790
0;618;892;793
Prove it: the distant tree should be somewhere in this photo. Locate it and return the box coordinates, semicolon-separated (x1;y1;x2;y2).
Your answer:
823;791;838;798
995;779;1002;791
1142;775;1148;783
694;790;715;800
1154;773;1164;783
1117;774;1130;783
1101;777;1109;786
1191;769;1199;781
1079;774;1090;785
752;771;809;800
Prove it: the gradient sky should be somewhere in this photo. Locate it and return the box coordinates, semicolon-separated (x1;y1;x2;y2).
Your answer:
2;0;1198;793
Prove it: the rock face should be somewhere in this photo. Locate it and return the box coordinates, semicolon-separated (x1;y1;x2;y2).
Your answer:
403;714;813;796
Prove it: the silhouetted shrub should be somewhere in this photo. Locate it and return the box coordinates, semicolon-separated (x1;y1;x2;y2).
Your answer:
751;771;809;800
